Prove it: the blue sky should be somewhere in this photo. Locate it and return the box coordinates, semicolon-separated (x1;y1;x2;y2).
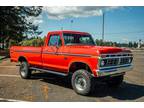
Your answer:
37;6;144;43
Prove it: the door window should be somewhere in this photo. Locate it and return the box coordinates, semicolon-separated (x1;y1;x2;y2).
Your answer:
48;35;62;46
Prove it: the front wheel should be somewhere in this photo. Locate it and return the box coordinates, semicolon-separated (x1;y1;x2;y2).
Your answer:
71;69;93;95
19;61;31;79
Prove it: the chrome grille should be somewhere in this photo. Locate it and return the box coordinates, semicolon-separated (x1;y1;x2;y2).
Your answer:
120;57;133;65
102;58;119;67
100;53;133;67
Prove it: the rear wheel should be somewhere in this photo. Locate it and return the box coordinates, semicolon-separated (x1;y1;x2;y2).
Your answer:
19;61;31;79
71;69;93;95
106;75;124;88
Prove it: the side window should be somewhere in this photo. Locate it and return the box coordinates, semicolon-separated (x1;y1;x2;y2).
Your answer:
79;36;89;44
48;35;62;46
63;35;75;45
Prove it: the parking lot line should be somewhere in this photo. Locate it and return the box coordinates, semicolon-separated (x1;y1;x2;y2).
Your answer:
0;98;26;102
0;66;17;68
0;74;19;78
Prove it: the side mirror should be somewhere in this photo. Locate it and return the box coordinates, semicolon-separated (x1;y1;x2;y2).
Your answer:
56;45;59;49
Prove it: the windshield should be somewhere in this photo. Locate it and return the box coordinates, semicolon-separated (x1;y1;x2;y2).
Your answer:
63;33;95;45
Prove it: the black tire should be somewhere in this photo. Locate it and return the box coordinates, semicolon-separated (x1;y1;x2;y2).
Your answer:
19;61;31;79
106;75;124;88
71;69;93;95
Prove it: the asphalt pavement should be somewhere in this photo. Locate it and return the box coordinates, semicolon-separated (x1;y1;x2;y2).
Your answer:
0;50;144;102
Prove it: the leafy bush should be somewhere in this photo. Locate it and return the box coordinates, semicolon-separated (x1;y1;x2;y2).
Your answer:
20;37;44;47
9;39;19;47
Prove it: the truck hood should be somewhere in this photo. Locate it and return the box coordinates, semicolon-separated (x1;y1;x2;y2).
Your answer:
67;45;131;56
92;46;131;54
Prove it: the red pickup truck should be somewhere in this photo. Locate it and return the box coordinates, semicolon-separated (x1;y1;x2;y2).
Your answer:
10;30;133;95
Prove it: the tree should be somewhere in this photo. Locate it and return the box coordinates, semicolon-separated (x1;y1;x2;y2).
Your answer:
133;42;138;48
94;39;140;48
128;42;133;48
0;6;42;49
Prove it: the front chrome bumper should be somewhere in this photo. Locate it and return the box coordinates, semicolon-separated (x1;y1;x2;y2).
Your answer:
96;64;133;77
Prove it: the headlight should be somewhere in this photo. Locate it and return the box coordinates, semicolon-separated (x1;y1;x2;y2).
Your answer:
100;60;105;66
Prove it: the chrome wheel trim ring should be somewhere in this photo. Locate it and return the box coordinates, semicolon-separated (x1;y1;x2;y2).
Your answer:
20;64;26;77
75;75;87;91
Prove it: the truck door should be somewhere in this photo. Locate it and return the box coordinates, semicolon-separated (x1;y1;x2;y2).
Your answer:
42;33;67;73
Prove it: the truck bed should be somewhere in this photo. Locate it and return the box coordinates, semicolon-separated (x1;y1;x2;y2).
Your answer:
10;46;42;66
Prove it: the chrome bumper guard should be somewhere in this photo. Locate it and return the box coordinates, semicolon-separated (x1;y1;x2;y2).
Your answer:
97;64;133;77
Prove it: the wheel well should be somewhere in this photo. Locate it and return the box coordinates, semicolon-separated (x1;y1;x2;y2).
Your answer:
18;56;27;63
69;62;92;74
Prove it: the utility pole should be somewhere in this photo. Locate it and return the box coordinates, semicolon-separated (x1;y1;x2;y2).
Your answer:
102;12;105;42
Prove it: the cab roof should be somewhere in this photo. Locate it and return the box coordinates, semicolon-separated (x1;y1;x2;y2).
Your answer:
48;30;90;35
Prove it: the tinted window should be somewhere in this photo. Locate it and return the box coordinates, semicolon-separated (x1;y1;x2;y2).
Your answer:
48;35;62;46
